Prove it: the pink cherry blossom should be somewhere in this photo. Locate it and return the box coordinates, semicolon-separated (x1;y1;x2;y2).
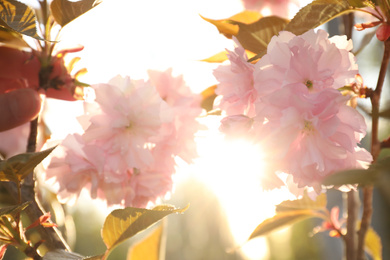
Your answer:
147;69;203;163
213;43;257;117
45;73;201;208
216;29;371;193
81;75;172;170
254;30;358;101
254;87;372;192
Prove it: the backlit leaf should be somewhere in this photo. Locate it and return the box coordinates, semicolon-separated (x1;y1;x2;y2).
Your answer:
0;146;56;183
0;27;29;48
127;222;164;260
323;156;390;187
322;168;379;186
0;201;30;217
285;0;352;36
201;11;262;38
276;192;327;213
365;227;382;260
0;0;41;39
42;249;84;260
347;0;368;7
201;85;217;112
200;51;229;63
50;0;102;27
102;204;188;252
232;16;289;55
201;49;257;63
249;210;323;239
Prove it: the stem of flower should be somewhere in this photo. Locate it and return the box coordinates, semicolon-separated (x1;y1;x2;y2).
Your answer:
357;38;390;260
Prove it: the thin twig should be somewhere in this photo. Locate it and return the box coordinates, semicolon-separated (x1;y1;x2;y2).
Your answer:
357;38;390;260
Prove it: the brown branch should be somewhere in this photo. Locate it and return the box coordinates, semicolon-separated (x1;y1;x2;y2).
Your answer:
20;118;71;254
357;38;390;260
345;191;359;260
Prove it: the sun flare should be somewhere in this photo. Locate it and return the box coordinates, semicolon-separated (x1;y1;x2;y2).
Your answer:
189;116;296;259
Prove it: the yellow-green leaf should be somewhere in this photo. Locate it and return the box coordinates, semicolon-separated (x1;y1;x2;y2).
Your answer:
200;49;257;63
232;16;289;55
285;0;353;36
249;210;323;240
276;192;327;213
0;0;41;39
102;204;188;252
0;146;56;183
347;0;368;7
127;222;164;260
201;85;217;112
322;168;379;186
0;27;29;48
365;227;382;260
50;0;102;27
201;11;262;38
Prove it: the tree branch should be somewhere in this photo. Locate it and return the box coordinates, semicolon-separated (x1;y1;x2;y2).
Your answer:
357;38;390;260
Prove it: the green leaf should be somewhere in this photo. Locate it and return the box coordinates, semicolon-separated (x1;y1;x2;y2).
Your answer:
323;157;390;187
365;227;383;260
276;192;327;213
201;11;262;39
322;168;379;186
232;16;289;55
127;222;164;260
285;0;352;36
43;249;84;260
50;0;102;27
0;0;41;39
101;204;188;253
0;201;30;217
249;210;323;240
0;147;56;183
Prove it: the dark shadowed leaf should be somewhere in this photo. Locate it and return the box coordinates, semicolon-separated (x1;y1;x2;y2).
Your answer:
285;0;352;36
232;16;289;55
365;227;383;260
249;210;323;239
50;0;102;27
0;0;41;39
0;146;56;183
0;201;30;217
276;192;327;213
102;204;188;252
43;249;85;260
127;222;164;260
201;11;262;39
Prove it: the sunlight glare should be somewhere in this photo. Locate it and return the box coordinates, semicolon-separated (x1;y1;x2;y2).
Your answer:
191;116;296;259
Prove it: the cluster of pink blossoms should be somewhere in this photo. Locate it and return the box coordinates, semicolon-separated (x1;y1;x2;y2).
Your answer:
45;69;202;208
215;29;373;194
